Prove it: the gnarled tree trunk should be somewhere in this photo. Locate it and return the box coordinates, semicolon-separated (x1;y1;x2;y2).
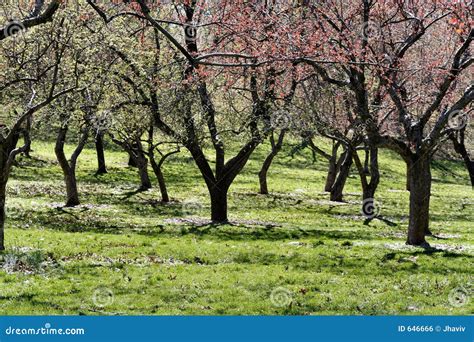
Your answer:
330;147;353;202
355;146;380;201
258;131;285;195
55;124;89;207
55;126;79;206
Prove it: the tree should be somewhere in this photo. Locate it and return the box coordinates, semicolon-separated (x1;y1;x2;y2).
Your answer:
51;95;90;207
291;0;473;246
89;1;289;222
0;0;72;249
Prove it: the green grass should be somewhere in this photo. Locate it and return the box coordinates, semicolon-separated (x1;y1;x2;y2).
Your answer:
0;139;472;315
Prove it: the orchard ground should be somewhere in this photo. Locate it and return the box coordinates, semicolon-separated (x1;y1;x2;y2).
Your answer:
0;140;472;315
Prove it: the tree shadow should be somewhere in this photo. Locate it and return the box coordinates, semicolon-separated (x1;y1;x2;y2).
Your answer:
363;215;398;227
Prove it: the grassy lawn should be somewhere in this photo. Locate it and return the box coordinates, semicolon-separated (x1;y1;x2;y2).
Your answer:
0;139;472;315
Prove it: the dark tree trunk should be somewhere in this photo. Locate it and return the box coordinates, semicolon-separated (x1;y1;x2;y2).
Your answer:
128;141;139;167
354;146;380;202
112;136;152;191
55;126;80;207
363;148;370;175
259;153;275;195
22;115;32;158
55;123;88;207
363;147;380;200
325;158;338;192
258;131;285;195
449;129;474;187
330;148;353;202
136;155;152;191
149;156;169;202
95;133;107;175
406;153;432;246
324;143;342;192
210;186;229;222
0;189;6;251
64;170;80;207
464;160;474;188
128;155;137;167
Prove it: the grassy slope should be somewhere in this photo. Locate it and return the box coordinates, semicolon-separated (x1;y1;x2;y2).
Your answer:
0;139;472;315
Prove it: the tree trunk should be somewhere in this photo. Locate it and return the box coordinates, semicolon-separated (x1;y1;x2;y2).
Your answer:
136;156;152;191
363;147;380;200
128;155;137;167
22;115;32;158
464;160;474;188
0;131;22;250
95;133;107;175
330;148;353;202
210;186;228;222
258;131;285;195
0;189;6;251
325;154;338;192
449;130;474;187
406;153;432;246
128;141;139;167
363;148;370;175
150;156;169;202
55;126;81;207
64;170;80;207
259;152;276;195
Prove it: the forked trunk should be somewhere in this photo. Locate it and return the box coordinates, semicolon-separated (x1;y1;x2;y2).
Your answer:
330;148;353;202
362;147;380;201
407;153;432;246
